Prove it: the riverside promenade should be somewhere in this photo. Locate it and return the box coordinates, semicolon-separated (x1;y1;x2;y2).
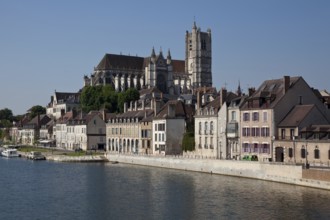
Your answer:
107;153;330;191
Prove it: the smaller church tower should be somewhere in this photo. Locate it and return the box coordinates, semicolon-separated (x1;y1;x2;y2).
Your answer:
185;22;212;89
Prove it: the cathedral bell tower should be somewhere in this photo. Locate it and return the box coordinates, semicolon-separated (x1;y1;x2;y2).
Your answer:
185;22;212;88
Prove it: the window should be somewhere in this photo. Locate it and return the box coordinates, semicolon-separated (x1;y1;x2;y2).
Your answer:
232;111;236;121
301;146;306;159
262;144;269;153
205;137;208;149
242;127;250;137
205;122;208;134
289;148;293;157
252;112;259;121
290;129;294;140
155;134;157;142
158;124;165;131
263;112;268;122
243;112;250;121
314;147;320;159
281;129;285;139
210;121;214;134
155;124;157;131
261;127;270;137
199;122;202;133
253;143;258;153
252;127;259;137
243;143;249;152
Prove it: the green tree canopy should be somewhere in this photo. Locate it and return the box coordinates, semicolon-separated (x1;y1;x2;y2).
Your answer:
80;85;139;113
29;105;46;120
0;108;13;121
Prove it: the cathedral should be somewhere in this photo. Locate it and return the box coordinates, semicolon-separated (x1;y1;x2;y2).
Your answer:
84;22;212;95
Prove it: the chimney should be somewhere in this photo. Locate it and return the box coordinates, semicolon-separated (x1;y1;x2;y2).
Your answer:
248;87;256;96
168;103;175;118
220;88;227;106
154;99;158;116
102;109;107;121
130;101;133;111
124;102;127;113
160;92;163;100
134;101;137;111
197;91;201;111
284;75;290;94
142;99;145;110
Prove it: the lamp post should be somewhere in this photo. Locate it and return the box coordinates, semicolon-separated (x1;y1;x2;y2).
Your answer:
305;141;309;169
271;136;275;162
293;136;296;164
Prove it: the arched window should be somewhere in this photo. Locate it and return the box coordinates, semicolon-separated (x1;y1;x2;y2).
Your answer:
301;145;306;159
204;122;208;134
314;146;320;159
210;121;214;134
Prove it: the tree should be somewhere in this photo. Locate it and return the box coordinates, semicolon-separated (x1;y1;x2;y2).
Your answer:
182;132;195;152
29;105;46;120
80;85;139;113
0;108;13;121
118;88;140;113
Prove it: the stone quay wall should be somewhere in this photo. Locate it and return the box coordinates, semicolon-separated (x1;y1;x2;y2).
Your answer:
107;154;330;191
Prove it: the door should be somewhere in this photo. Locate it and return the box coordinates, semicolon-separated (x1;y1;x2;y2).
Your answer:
275;147;284;162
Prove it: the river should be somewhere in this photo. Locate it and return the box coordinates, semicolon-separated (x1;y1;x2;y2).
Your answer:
0;157;329;220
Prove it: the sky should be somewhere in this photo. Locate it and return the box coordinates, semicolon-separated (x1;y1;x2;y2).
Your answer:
0;0;329;115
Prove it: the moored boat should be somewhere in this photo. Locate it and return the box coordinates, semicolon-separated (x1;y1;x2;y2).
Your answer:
1;148;20;158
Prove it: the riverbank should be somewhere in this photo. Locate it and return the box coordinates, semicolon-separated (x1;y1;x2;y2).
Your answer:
16;148;108;162
107;154;330;191
46;155;108;162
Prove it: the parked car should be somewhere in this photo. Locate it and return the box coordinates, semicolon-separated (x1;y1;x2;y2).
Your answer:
27;151;46;160
242;155;258;161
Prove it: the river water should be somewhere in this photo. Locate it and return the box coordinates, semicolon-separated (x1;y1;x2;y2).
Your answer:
0;157;329;220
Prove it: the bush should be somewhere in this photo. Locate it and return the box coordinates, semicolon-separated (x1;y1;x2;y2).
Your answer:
182;132;195;152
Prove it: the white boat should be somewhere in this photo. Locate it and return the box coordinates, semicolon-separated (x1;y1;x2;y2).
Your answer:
1;148;20;157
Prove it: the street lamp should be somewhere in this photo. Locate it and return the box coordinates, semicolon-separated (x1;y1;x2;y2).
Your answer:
305;141;309;169
271;136;275;162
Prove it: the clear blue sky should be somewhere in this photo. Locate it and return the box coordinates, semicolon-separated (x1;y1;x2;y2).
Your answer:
1;0;329;115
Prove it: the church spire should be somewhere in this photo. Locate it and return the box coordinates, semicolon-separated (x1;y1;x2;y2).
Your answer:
167;49;172;64
151;47;156;63
237;80;242;96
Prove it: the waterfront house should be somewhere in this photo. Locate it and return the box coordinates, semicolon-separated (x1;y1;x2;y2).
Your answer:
240;76;330;162
194;88;237;158
55;111;74;148
106;107;153;154
66;111;106;151
226;95;248;160
274;104;330;163
46;91;80;119
20;114;51;146
152;100;193;155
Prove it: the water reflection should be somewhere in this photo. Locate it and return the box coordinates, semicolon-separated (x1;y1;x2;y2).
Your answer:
1;158;330;220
